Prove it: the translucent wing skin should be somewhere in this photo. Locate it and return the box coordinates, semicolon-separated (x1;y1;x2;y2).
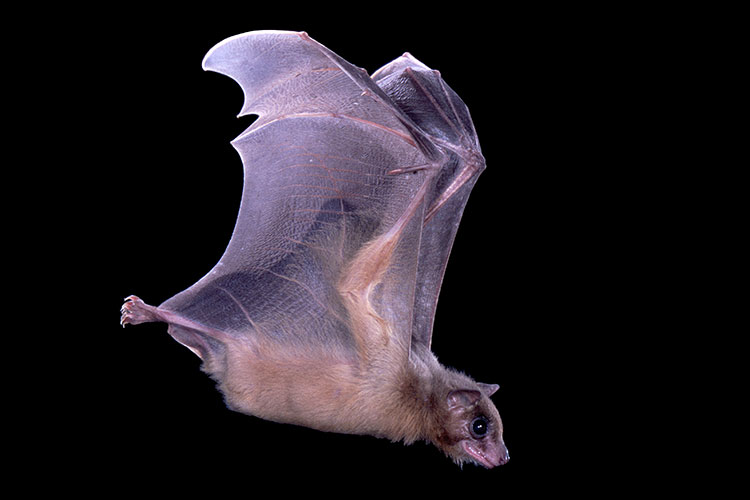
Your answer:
131;31;484;367
372;53;485;349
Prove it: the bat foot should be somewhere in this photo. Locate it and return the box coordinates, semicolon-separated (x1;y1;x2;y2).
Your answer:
120;295;161;326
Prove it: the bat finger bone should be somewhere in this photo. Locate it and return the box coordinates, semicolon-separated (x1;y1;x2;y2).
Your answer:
386;163;438;175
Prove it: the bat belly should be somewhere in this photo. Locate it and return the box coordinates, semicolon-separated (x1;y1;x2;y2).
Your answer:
220;341;369;434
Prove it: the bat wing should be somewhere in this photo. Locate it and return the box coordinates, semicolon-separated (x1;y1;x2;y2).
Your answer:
372;53;486;351
148;32;438;364
124;32;484;368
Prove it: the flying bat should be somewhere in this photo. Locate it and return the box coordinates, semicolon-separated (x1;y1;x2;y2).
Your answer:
121;30;508;468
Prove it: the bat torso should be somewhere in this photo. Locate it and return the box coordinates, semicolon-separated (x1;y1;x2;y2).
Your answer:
218;332;432;442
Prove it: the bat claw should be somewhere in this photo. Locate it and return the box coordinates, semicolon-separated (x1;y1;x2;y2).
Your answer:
120;295;161;326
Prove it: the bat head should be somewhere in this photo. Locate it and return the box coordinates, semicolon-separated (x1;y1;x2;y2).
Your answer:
432;383;509;469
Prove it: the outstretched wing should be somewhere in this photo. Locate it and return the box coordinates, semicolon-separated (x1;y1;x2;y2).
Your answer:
372;53;486;350
157;31;438;362
126;31;486;367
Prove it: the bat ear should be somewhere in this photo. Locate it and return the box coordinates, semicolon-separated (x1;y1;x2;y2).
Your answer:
478;383;500;397
447;389;482;411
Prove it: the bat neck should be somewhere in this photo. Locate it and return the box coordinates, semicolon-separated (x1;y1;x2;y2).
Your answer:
371;349;457;445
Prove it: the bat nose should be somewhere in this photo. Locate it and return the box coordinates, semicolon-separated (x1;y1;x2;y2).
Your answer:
492;440;510;467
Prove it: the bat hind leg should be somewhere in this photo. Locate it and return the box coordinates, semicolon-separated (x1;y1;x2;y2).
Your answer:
120;295;228;366
120;295;164;326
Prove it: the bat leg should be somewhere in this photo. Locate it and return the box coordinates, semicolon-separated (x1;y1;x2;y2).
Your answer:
120;295;163;326
165;324;215;361
121;295;221;361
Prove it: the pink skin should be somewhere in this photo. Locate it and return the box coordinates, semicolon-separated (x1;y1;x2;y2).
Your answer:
462;440;509;469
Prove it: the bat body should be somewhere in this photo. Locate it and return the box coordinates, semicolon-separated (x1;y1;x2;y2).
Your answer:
121;31;508;468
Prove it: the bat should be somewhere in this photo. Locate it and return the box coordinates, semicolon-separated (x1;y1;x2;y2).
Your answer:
121;30;508;468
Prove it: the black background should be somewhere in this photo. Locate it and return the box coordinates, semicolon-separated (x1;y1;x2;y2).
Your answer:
38;5;674;495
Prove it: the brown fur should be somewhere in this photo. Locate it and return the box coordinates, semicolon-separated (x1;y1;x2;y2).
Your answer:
210;328;505;468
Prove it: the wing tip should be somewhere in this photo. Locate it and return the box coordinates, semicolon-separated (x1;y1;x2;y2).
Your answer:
371;52;432;81
201;30;307;72
201;30;313;118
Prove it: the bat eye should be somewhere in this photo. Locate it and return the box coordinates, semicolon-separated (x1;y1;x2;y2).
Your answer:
470;416;489;438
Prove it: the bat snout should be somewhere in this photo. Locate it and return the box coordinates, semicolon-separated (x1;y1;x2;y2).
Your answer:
486;439;510;468
461;439;510;468
495;445;510;467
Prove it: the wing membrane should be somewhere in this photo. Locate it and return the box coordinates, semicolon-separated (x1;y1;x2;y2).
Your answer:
160;32;431;358
373;53;486;349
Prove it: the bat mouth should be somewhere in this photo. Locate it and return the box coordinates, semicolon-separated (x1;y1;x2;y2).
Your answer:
461;441;508;469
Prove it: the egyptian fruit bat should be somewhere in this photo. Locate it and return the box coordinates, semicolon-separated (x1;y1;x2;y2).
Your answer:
121;30;508;468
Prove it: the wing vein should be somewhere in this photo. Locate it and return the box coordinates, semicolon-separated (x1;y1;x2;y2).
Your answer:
405;67;464;141
217;286;263;333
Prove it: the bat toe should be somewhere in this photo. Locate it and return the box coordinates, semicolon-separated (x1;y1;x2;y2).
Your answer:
120;295;160;326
